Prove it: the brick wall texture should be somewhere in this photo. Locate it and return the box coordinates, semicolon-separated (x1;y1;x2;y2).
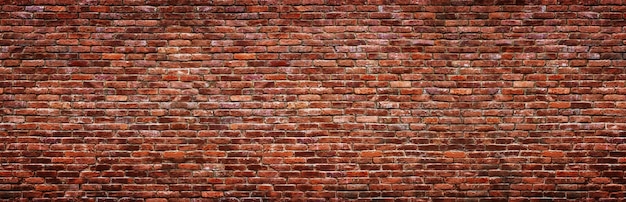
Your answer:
2;0;626;201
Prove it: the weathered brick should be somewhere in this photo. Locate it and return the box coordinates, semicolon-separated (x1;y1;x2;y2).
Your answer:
1;2;625;201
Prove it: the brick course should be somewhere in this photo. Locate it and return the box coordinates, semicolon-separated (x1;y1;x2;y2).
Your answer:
2;0;626;201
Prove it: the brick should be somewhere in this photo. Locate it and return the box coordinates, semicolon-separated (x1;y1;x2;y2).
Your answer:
163;151;185;159
542;151;565;157
201;191;224;198
450;88;472;95
444;151;466;158
233;53;255;60
1;2;625;201
354;88;376;94
514;81;535;88
356;116;377;123
390;81;411;88
550;102;571;109
361;151;383;157
230;95;252;101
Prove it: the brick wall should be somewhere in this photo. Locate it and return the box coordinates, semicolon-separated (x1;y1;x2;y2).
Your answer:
2;0;626;201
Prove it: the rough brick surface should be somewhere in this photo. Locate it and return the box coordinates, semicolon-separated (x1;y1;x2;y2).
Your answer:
1;0;626;201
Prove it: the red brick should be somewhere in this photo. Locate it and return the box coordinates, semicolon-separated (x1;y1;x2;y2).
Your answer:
201;191;224;198
163;151;185;159
513;81;535;88
444;151;466;158
389;81;411;88
542;151;564;157
2;2;625;201
354;88;376;94
360;151;383;157
233;53;255;60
